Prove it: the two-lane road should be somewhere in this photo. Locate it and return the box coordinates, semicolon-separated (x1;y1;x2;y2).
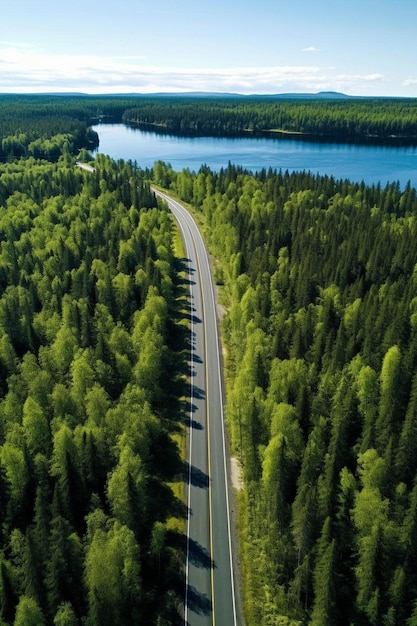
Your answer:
153;189;238;626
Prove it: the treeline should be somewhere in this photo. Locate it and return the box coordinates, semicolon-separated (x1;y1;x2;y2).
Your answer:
0;128;98;163
0;154;188;625
0;96;106;162
156;160;417;625
0;94;142;130
2;93;417;149
0;94;157;159
123;96;417;142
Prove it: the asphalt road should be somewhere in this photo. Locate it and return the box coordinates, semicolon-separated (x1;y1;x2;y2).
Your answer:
153;189;238;626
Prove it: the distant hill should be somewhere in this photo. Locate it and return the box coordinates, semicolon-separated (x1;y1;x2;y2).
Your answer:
272;91;352;99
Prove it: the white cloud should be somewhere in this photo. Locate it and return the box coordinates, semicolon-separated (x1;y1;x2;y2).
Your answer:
0;45;392;96
403;78;417;87
302;46;319;53
335;73;384;82
329;73;385;93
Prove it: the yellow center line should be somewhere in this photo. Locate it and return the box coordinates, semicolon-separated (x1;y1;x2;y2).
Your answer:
155;190;217;624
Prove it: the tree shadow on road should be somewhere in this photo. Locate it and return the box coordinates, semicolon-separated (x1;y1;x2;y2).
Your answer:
188;465;209;489
191;383;205;400
151;248;219;621
188;537;215;570
186;584;212;618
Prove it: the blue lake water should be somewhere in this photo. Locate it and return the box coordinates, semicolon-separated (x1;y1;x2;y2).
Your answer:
92;123;417;190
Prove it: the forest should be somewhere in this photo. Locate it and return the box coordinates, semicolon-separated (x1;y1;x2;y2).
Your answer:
0;149;189;625
2;93;417;147
3;96;417;625
154;160;417;625
122;96;417;142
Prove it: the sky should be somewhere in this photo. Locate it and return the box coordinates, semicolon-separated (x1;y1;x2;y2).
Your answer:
1;0;417;97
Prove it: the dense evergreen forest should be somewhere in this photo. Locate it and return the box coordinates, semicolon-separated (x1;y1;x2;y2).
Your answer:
154;160;417;625
0;96;104;162
123;96;417;142
0;151;189;624
2;93;417;147
4;94;417;625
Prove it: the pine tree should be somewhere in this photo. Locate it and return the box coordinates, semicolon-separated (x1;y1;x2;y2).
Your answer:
45;515;84;619
376;345;403;454
13;596;46;626
0;559;18;624
310;518;336;626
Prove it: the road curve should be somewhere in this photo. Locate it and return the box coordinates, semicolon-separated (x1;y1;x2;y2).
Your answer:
153;189;238;626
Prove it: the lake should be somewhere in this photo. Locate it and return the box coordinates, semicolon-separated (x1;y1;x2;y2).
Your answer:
92;123;417;190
